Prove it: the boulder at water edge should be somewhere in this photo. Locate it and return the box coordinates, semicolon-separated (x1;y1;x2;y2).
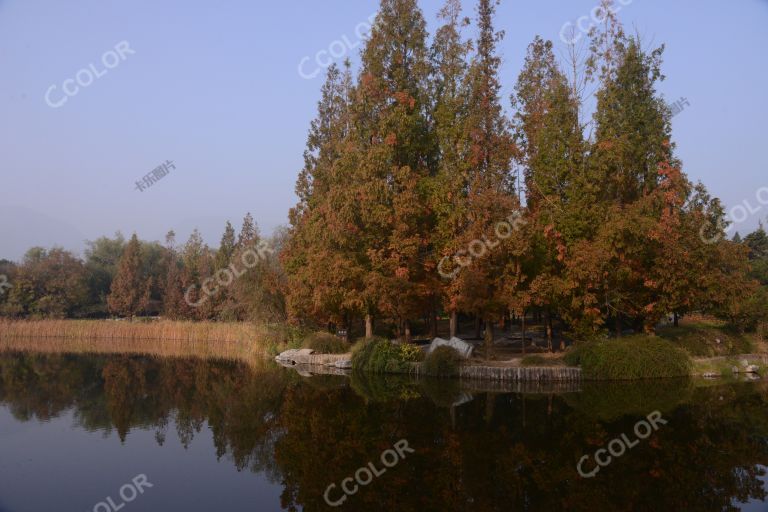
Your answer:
428;337;474;359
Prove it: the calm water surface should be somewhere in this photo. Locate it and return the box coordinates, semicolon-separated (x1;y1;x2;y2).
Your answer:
0;350;766;511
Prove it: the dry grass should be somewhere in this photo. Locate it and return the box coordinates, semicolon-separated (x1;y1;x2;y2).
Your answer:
0;319;283;363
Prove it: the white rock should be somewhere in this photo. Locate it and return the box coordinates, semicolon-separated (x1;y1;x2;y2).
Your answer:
334;359;353;370
732;364;760;374
275;348;315;363
428;337;474;359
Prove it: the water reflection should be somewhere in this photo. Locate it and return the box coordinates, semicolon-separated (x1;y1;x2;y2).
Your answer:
0;351;766;511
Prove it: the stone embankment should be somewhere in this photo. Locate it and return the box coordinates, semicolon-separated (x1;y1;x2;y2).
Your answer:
275;348;581;383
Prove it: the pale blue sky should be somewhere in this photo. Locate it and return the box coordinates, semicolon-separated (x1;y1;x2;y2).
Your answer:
1;0;766;260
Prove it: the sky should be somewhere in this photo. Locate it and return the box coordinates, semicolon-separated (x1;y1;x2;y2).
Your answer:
1;0;766;261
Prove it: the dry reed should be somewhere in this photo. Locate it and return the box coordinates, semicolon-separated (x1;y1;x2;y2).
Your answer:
0;319;281;363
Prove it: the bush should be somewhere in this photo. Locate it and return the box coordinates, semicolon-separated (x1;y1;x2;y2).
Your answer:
352;338;424;373
305;332;350;354
421;346;462;378
565;336;692;380
264;324;310;356
349;372;421;402
520;355;546;367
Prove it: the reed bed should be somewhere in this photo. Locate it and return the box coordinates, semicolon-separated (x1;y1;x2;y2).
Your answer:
0;319;284;363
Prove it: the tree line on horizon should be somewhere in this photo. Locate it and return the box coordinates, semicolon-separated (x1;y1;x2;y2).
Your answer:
1;0;766;351
0;213;287;324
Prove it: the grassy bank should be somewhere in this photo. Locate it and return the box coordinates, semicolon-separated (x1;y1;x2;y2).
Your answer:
657;317;762;356
0;319;305;362
564;336;692;380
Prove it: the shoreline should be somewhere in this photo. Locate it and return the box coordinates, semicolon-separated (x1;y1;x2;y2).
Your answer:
1;319;765;383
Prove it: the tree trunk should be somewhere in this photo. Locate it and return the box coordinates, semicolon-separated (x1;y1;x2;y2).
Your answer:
430;301;438;339
615;314;622;338
365;314;373;339
475;316;482;339
673;312;679;328
521;311;527;356
404;319;412;344
449;311;458;339
485;318;494;361
546;310;553;353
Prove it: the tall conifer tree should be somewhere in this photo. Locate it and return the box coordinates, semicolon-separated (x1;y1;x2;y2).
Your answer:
455;0;517;356
107;234;151;317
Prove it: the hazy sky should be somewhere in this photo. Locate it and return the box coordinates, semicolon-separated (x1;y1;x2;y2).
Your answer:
1;0;766;261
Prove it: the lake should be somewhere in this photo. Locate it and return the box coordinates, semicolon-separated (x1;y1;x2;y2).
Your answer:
0;350;766;511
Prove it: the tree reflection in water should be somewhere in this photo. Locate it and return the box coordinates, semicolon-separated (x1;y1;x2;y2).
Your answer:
0;351;766;511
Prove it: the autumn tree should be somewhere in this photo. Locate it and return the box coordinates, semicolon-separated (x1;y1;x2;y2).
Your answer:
210;221;237;318
431;0;472;338
107;234;151;317
351;0;437;342
565;29;675;335
283;64;368;332
454;0;518;357
511;36;585;350
161;230;186;319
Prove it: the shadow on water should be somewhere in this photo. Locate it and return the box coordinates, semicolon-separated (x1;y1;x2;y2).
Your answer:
0;350;767;511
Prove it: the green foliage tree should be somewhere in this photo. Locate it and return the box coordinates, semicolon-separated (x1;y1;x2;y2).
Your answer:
84;233;126;316
3;248;90;318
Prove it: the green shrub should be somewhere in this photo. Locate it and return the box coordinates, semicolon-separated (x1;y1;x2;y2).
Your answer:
351;338;423;373
305;332;350;354
421;346;462;378
350;372;421;402
265;324;311;356
520;355;546;367
566;380;694;421
566;336;692;380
